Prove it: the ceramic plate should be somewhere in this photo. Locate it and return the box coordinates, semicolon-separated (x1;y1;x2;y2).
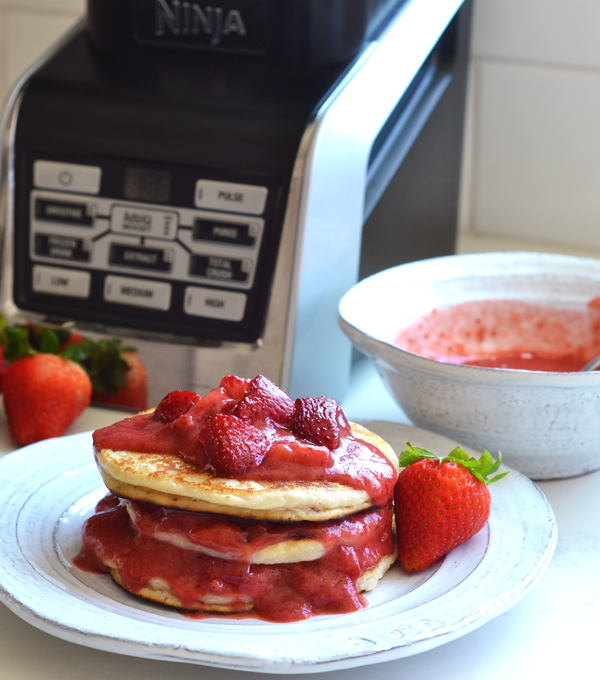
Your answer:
0;423;556;674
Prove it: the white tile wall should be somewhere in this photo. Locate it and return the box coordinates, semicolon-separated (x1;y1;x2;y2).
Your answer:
0;0;84;110
471;59;600;249
464;0;600;252
471;0;600;70
1;0;599;254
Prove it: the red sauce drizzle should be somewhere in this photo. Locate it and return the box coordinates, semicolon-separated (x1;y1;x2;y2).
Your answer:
127;497;392;561
74;496;395;622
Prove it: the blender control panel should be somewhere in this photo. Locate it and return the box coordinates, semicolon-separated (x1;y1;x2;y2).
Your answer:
14;156;280;342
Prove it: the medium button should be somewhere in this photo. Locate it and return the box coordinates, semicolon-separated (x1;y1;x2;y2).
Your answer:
33;160;102;195
184;286;247;321
34;234;91;262
194;180;268;215
32;265;91;298
109;244;173;272
111;205;178;239
104;275;171;310
35;198;94;227
192;218;259;247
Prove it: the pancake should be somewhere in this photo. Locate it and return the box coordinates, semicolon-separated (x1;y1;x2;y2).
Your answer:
78;491;398;619
109;569;251;613
95;423;398;522
124;499;394;565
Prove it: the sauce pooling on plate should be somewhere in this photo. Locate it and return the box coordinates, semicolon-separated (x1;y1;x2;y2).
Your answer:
393;298;600;372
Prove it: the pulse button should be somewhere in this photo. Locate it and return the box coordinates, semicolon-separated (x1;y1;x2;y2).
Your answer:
194;180;268;215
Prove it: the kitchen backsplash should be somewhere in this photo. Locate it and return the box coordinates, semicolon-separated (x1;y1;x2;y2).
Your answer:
1;0;599;254
0;0;83;105
460;0;600;254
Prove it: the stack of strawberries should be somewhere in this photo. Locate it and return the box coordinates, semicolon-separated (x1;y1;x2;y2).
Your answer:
0;316;147;446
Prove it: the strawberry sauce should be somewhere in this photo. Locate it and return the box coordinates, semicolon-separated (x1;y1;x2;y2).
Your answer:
394;298;600;372
93;388;397;507
74;495;395;622
126;498;393;561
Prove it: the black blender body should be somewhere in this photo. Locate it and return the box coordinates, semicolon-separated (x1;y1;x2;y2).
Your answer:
2;0;471;402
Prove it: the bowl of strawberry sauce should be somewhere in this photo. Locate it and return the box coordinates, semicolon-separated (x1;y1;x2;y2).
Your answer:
339;251;600;480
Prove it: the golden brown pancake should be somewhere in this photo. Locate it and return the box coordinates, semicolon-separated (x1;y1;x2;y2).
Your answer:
96;423;398;522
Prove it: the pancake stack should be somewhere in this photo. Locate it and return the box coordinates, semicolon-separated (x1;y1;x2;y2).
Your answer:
78;375;399;622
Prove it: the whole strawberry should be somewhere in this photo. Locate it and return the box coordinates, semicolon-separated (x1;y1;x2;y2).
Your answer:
3;354;92;446
0;345;7;392
92;350;148;411
395;443;507;573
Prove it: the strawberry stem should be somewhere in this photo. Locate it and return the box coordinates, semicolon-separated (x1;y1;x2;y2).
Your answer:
399;442;509;485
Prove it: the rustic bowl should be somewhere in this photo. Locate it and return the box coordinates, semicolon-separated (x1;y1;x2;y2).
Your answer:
338;252;600;480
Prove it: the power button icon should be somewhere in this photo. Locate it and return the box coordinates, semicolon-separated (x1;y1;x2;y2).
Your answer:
33;160;102;194
58;169;74;187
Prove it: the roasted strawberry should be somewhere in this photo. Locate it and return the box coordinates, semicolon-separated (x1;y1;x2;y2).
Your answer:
203;414;268;477
236;374;295;426
3;354;92;446
220;375;252;401
153;390;202;423
394;443;508;573
291;396;350;450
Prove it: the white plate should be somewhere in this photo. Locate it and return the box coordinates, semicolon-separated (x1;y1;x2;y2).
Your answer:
0;423;556;674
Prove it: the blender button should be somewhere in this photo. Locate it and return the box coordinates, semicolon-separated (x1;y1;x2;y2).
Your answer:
33;161;102;195
104;275;171;311
184;286;246;321
194;180;267;215
32;265;91;298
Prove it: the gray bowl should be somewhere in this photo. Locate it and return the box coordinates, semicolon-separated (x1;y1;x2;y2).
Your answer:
338;252;600;480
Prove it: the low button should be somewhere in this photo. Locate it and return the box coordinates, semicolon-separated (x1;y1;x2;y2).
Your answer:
194;180;268;215
184;286;247;321
32;265;91;298
104;275;171;311
33;160;102;195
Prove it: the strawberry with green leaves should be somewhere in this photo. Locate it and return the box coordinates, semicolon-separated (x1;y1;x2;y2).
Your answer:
90;348;148;412
395;443;508;573
2;353;92;446
0;315;149;445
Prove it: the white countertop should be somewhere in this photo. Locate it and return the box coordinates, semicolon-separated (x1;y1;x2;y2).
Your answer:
0;358;598;680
